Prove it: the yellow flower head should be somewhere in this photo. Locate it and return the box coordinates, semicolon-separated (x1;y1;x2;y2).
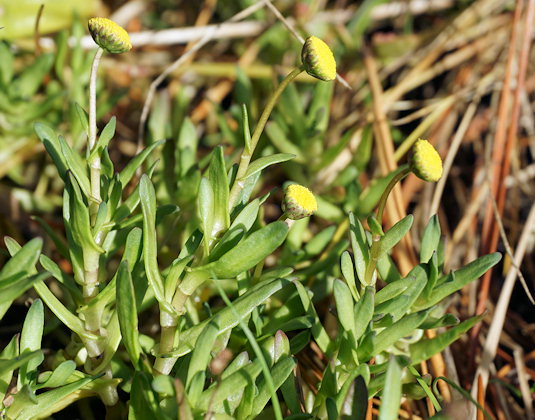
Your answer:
88;17;132;54
301;36;336;81
283;184;318;220
410;139;443;182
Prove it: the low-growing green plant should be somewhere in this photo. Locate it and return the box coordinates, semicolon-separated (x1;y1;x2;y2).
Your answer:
0;16;501;420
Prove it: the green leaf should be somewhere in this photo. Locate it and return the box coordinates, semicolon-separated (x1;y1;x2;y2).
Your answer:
410;314;484;364
293;280;332;355
0;351;42;384
4;236;21;255
74;103;89;136
33;280;98;340
420;215;441;263
60;137;90;197
354;286;374;341
209;198;260;262
67;174;104;269
197;177;214;255
378;215;413;258
36;361;76;389
199;359;261;411
0;273;48;321
378;356;402;420
340;251;359;301
199;221;289;279
334;279;357;341
349;212;369;285
176;278;289;357
89;117;116;161
12;376;96;420
34;123;69;182
376;265;427;320
139;175;171;312
245;153;295;179
250;356;296;418
208;146;230;240
372;310;429;356
116;261;141;367
0;237;42;284
10;53;53;98
120;140;166;187
242;104;252;153
0;335;19;402
186;321;220;406
305;226;336;257
414;253;502;310
376;253;401;283
0;42;14;86
39;255;82;303
19;299;44;386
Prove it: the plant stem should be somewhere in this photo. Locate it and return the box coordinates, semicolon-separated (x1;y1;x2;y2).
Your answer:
364;165;411;285
153;326;178;375
153;270;209;375
82;47;105;358
89;47;104;225
228;67;303;210
376;165;410;225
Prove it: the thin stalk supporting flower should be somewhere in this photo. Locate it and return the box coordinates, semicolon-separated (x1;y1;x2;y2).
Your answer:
364;139;443;285
227;36;336;210
82;17;132;404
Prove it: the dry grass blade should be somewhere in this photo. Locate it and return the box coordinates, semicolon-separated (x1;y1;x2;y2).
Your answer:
474;199;535;394
136;1;267;149
513;346;534;420
476;0;526;319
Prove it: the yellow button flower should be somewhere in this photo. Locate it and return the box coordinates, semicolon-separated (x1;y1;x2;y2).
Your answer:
410;139;443;182
88;18;132;54
283;184;318;220
301;36;336;81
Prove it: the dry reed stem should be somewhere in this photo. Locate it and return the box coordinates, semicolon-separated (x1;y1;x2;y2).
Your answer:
473;199;535;399
427;329;452;402
429;94;482;217
420;360;436;416
513;346;534;420
477;374;485;420
476;0;524;319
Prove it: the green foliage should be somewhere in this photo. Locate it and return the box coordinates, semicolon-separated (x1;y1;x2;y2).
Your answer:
0;12;502;420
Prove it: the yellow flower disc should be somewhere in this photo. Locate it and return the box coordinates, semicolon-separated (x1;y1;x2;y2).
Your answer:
88;17;132;54
283;184;318;220
301;36;336;81
410;139;443;182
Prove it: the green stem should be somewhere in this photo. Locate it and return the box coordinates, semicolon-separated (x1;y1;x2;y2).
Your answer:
376;165;411;225
228;67;303;210
153;326;178;375
82;47;105;358
364;165;411;285
89;47;104;225
153;271;209;375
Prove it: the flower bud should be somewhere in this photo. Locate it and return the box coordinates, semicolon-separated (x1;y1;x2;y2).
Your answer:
88;17;132;54
282;184;317;220
301;36;336;81
410;139;443;182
